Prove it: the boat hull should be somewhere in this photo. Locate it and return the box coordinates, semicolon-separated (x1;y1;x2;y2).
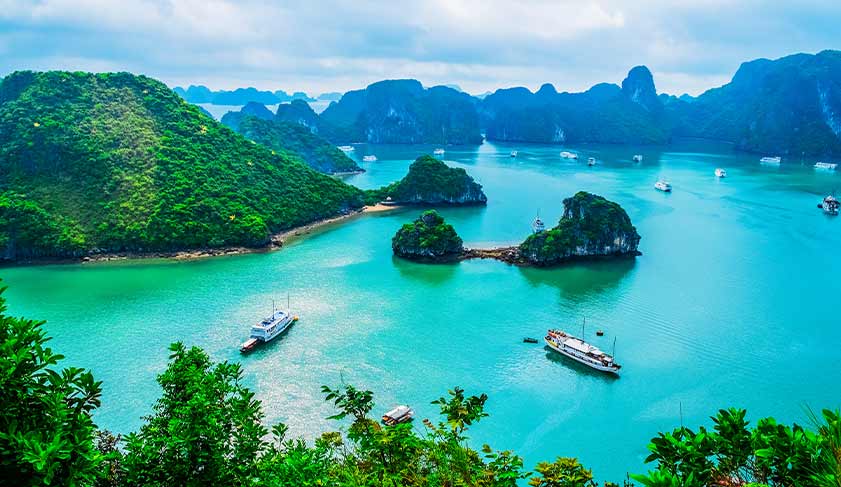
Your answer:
545;338;621;374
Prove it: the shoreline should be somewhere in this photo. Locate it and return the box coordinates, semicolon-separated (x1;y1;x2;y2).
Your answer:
396;247;641;267
5;204;403;267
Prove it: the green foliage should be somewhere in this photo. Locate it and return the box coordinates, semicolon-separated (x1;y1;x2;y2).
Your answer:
367;155;487;205
633;407;841;487
519;191;640;265
121;342;268;486
0;284;103;486
529;457;596;487
0;71;365;261
320;79;483;144
233;115;362;174
392;210;464;259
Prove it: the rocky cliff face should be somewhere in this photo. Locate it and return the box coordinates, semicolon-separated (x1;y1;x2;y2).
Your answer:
275;99;321;133
479;67;667;145
380;155;487;205
519;192;640;266
319;80;483;144
392;210;463;260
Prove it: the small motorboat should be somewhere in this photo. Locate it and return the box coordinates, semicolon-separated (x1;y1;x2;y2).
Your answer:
523;337;539;343
814;162;838;171
596;330;604;337
715;168;727;178
760;156;781;164
633;154;643;162
382;405;415;426
654;180;672;192
362;155;377;162
510;150;518;158
819;194;839;215
588;157;596;166
433;148;445;156
337;145;354;152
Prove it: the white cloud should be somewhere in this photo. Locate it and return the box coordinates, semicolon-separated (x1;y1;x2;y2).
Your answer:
0;0;838;96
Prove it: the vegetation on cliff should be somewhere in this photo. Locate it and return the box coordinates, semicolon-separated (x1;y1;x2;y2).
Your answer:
0;71;364;261
519;192;640;266
2;285;840;486
392;210;464;260
367;155;487;205
222;105;362;174
319;80;483;144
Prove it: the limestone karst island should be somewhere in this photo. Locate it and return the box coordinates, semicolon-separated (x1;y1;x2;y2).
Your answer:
1;2;840;487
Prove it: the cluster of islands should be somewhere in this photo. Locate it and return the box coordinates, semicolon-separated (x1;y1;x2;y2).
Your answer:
0;50;840;264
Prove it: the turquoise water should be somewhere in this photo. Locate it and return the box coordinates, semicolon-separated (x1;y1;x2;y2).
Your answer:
3;141;840;481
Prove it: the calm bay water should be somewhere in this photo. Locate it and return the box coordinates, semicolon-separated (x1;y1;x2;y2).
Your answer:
3;141;840;480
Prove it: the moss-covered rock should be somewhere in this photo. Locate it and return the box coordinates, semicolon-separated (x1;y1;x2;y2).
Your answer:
392;210;464;260
370;155;487;205
519;192;640;266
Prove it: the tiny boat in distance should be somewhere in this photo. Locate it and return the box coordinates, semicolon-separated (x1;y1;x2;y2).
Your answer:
560;151;578;159
433;148;446;156
532;213;545;233
510;150;518;157
362;155;377;162
760;156;781;164
819;195;839;215
337;145;354;152
655;180;672;192
715;168;727;178
240;300;298;353
587;157;596;166
523;337;539;344
633;154;643;162
545;329;621;374
814;162;838;171
382;405;415;425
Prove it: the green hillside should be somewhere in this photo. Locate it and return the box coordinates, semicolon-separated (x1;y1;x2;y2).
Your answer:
0;71;364;261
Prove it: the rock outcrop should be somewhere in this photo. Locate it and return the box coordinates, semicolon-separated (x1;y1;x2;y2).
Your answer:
518;192;640;266
375;155;487;205
392;210;464;261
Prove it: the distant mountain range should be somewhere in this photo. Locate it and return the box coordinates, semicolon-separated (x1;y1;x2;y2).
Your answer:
173;85;323;105
177;50;841;156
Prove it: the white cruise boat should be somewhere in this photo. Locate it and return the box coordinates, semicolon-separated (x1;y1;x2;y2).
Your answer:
510;150;518;158
760;156;781;164
633;154;643;162
820;195;839;215
587;157;596;166
545;329;621;374
654;179;672;192
362;155;377;162
532;213;545;233
433;148;446;156
337;145;354;152
560;151;578;159
240;301;297;353
715;168;727;178
814;162;838;171
382;405;415;425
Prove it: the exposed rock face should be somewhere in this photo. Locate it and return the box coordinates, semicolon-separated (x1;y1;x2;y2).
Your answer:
621;66;661;113
518;192;641;266
392;210;463;260
219;102;273;131
319;80;483;144
275;99;321;134
381;155;487;205
479;67;667;145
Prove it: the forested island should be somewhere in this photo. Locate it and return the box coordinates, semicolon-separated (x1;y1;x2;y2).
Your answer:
3;286;839;486
203;50;841;157
366;155;488;206
393;192;640;267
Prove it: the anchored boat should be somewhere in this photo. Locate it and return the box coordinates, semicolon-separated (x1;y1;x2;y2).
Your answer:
760;156;781;164
240;298;298;353
560;151;578;159
510;150;518;158
655;179;672;192
588;157;596;166
433;148;446;156
633;154;643;162
382;405;415;426
545;328;621;374
819;195;839;215
715;168;727;178
532;212;545;234
362;155;377;162
814;162;838;171
337;145;355;152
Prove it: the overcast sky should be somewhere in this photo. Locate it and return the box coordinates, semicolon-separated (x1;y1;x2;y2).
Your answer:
1;0;839;97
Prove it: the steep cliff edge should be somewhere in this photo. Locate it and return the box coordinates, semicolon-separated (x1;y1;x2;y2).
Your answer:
518;192;641;266
392;210;463;261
